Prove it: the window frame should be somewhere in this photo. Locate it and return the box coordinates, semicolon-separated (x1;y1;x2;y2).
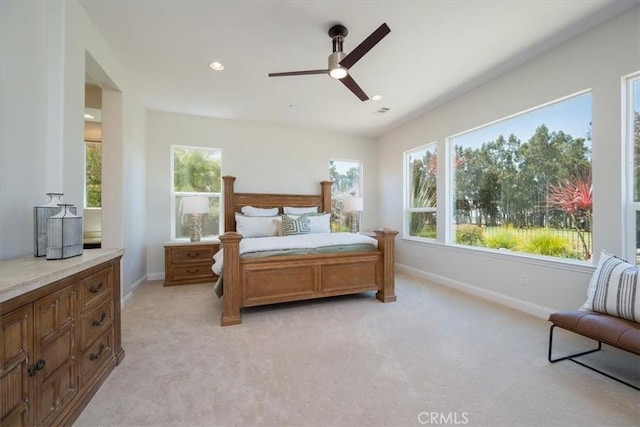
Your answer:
623;71;640;264
444;90;593;261
329;159;363;232
170;144;222;240
404;142;438;241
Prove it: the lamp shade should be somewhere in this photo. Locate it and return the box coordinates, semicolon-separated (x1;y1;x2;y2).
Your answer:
344;197;363;212
182;196;209;214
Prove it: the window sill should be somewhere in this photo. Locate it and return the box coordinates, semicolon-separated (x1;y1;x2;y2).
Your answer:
400;236;595;274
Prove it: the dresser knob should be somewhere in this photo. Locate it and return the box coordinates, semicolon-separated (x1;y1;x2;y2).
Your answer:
89;281;104;293
92;311;108;327
187;268;200;275
187;252;200;258
89;343;106;361
28;359;45;376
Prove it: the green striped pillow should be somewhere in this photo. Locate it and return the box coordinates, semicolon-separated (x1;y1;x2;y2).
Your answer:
282;215;311;235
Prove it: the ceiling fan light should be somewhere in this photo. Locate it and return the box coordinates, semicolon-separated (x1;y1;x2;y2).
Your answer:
328;51;347;79
329;67;348;79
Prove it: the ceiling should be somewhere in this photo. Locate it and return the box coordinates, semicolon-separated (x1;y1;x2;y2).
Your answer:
78;0;638;138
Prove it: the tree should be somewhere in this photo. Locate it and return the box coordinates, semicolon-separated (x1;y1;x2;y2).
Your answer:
86;142;102;207
547;170;592;259
173;148;221;192
409;148;437;235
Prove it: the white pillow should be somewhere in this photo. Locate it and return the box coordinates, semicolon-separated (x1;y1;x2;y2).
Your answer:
240;206;279;217
580;250;639;322
235;213;281;238
287;213;331;234
283;206;318;215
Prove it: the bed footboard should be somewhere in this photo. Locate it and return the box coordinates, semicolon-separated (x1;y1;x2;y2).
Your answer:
219;229;397;326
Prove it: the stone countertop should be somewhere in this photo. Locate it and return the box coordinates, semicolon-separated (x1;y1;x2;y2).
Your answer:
0;248;124;304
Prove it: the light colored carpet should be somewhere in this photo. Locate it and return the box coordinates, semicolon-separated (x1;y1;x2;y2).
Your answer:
74;273;639;427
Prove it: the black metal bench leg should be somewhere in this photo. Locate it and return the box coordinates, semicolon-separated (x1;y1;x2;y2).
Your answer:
548;324;601;362
548;324;640;391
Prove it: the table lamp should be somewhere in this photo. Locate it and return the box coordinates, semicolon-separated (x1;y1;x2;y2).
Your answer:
182;196;209;241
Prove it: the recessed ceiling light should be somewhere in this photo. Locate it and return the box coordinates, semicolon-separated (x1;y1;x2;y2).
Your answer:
209;61;224;71
84;113;95;120
371;94;383;101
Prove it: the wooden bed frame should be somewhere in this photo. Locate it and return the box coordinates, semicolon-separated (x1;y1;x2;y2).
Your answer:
218;176;398;326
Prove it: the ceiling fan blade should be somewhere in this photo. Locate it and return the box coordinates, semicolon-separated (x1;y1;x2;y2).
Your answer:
339;23;390;69
340;75;369;101
268;69;328;77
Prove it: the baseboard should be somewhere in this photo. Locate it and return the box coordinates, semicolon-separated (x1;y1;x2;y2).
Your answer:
396;263;555;320
147;272;164;281
121;275;147;308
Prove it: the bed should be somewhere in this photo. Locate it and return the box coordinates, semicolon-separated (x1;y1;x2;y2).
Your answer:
216;176;398;326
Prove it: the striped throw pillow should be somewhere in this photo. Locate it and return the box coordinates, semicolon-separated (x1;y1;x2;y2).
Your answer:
582;251;639;322
282;215;310;236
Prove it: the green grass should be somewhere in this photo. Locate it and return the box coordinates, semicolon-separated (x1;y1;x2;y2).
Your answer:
456;225;590;260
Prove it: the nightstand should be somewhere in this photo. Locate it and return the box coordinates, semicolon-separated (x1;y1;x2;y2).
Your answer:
164;240;220;286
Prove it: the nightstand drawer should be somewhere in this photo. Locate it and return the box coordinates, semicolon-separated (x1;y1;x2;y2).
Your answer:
171;246;217;263
172;264;214;281
164;242;219;286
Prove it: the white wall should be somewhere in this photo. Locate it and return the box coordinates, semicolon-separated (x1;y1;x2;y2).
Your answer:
146;111;376;276
1;2;60;258
0;1;147;299
377;6;640;316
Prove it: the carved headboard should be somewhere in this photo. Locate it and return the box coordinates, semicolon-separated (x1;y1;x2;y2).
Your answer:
223;176;333;232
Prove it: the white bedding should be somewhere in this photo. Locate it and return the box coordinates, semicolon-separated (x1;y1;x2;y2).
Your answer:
212;232;377;275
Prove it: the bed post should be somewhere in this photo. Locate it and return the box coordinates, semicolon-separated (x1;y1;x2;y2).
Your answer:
223;176;236;232
220;232;242;326
374;229;398;303
320;180;332;213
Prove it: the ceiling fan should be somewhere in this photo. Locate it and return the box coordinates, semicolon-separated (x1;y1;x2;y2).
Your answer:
268;23;390;101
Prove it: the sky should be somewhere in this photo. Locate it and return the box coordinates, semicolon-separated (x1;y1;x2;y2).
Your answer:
452;92;592;150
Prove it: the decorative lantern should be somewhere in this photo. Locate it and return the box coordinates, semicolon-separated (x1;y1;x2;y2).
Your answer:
46;204;83;260
33;193;76;257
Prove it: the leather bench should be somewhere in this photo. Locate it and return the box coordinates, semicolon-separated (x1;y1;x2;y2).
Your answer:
548;310;640;389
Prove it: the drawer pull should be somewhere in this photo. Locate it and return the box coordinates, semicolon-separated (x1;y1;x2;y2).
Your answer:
187;268;200;275
28;359;45;377
89;343;106;361
92;311;108;327
89;280;104;293
187;252;200;258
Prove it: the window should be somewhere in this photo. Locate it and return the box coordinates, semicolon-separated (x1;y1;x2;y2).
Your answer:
171;146;222;239
405;143;437;239
625;73;640;264
449;91;592;261
329;160;361;232
84;141;102;208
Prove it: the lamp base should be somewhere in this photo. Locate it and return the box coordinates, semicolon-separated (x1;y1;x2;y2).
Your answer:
349;211;360;234
189;214;202;242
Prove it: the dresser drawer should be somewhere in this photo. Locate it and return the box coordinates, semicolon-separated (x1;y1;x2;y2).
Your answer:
78;267;112;311
171;246;217;263
79;298;113;351
80;330;113;386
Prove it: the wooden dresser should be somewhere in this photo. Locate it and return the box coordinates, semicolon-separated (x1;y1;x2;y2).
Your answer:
0;249;124;426
164;241;219;286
